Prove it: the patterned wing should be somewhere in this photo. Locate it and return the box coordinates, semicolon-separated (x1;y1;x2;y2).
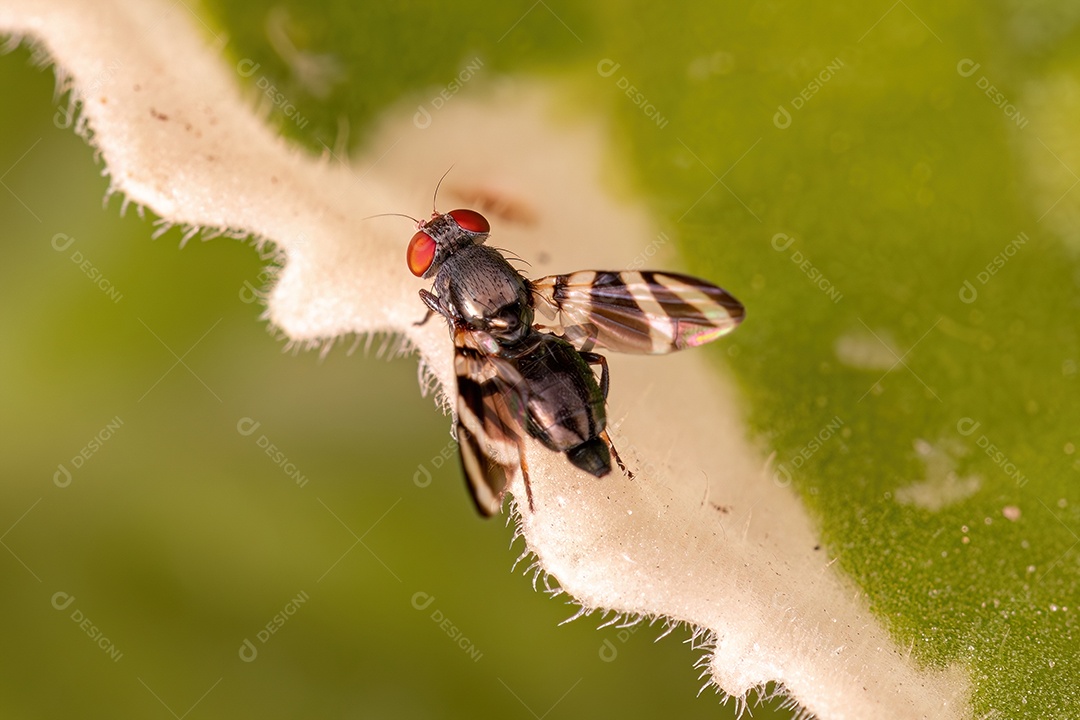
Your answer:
452;342;530;517
530;270;744;354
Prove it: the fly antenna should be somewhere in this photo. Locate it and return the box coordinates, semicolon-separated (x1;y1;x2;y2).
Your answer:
432;164;455;214
362;212;421;224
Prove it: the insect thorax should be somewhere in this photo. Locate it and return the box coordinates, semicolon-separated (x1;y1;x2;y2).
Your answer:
433;244;535;344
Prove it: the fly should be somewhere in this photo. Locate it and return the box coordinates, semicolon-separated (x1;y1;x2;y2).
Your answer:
404;184;744;516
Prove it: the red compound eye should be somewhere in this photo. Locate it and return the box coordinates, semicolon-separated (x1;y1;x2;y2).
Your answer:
447;209;490;235
407;231;436;276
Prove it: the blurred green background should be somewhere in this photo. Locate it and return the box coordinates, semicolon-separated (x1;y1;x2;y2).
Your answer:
5;0;1080;717
0;34;791;720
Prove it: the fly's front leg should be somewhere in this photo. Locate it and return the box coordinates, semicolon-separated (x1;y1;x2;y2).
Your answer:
416;289;442;326
579;351;609;399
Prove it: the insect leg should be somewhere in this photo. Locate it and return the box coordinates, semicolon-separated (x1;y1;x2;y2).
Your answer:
517;436;535;512
599;429;635;480
415;289;441;326
579;351;609;399
579;351;631;477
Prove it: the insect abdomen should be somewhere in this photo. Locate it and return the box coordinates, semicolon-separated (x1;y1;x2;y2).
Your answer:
564;439;612;478
515;336;609;472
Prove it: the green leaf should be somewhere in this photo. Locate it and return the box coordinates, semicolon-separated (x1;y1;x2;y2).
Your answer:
4;0;1078;718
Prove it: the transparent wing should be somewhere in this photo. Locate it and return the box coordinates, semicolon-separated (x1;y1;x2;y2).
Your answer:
531;270;744;354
